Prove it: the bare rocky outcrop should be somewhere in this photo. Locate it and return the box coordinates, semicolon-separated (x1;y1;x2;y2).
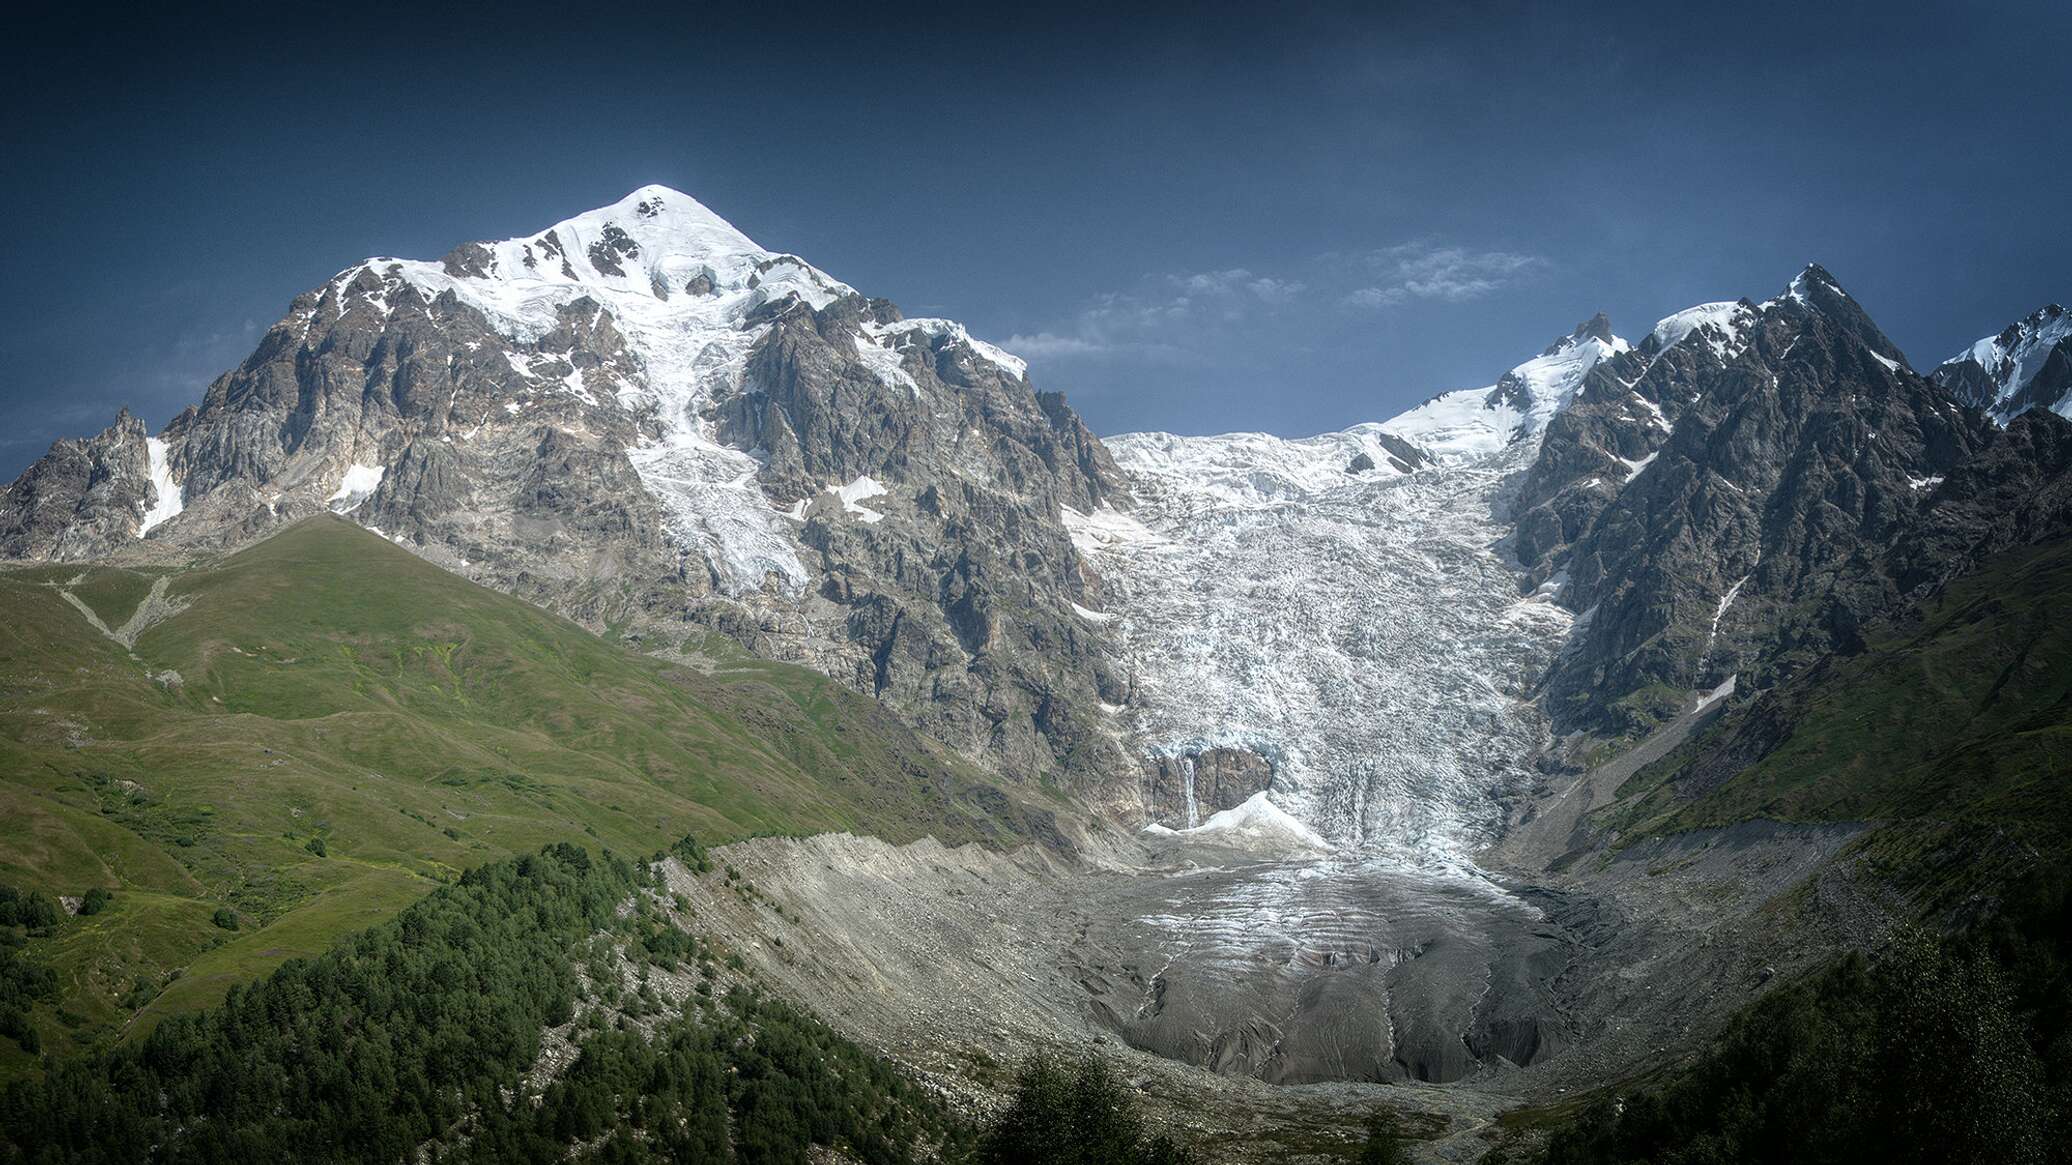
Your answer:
1523;267;2001;735
0;410;155;558
1142;745;1276;828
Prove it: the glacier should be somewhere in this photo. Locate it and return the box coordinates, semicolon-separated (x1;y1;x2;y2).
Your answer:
1081;325;1626;862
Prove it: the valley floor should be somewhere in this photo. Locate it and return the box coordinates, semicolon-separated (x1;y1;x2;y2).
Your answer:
672;774;1891;1161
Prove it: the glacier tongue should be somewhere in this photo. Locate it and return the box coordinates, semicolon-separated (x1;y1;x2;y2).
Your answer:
1084;434;1572;862
1074;405;1599;1083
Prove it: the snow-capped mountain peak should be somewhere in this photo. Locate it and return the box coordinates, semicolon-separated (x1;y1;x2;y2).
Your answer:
1644;300;1755;358
356;184;854;340
291;185;1042;596
1933;303;2072;424
1377;316;1629;463
1786;261;1846;302
452;184;852;310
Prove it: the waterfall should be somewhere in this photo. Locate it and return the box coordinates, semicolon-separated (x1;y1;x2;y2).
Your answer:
1182;756;1200;828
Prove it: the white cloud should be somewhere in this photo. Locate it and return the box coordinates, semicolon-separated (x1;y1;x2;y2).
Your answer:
1003;331;1111;358
1004;242;1544;364
1341;243;1546;309
1342;286;1408;309
1004;267;1311;361
1169;268;1307;304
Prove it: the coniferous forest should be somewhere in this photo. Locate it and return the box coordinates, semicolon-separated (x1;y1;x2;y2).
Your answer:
0;843;967;1164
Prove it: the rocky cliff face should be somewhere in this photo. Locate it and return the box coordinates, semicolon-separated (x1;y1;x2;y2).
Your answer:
1142;746;1277;829
1;410;157;559
1519;267;1999;734
1668;407;2072;801
0;186;1130;794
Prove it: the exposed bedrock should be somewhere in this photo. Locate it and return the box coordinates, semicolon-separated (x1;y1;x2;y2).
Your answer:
1141;745;1278;829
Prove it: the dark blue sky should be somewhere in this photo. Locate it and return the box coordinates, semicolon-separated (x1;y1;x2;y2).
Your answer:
4;0;2068;478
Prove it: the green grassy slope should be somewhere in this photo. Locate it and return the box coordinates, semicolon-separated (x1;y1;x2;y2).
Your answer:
0;516;1061;1075
1605;538;2072;869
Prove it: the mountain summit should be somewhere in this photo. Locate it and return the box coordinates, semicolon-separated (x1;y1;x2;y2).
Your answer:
1;186;1131;793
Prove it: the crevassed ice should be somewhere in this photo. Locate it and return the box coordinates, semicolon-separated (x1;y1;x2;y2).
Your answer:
1084;436;1573;864
1086;329;1620;865
1104;426;1418;505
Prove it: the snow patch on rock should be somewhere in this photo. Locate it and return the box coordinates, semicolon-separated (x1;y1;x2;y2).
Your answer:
852;333;920;396
327;463;385;512
827;475;890;523
1380;326;1628;463
1649;301;1755;361
138;437;183;536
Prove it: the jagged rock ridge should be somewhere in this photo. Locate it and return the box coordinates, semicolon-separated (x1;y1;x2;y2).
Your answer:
1520;266;1998;733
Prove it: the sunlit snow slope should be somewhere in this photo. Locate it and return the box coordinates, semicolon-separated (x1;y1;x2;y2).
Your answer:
378;185;1027;593
1077;325;1625;859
